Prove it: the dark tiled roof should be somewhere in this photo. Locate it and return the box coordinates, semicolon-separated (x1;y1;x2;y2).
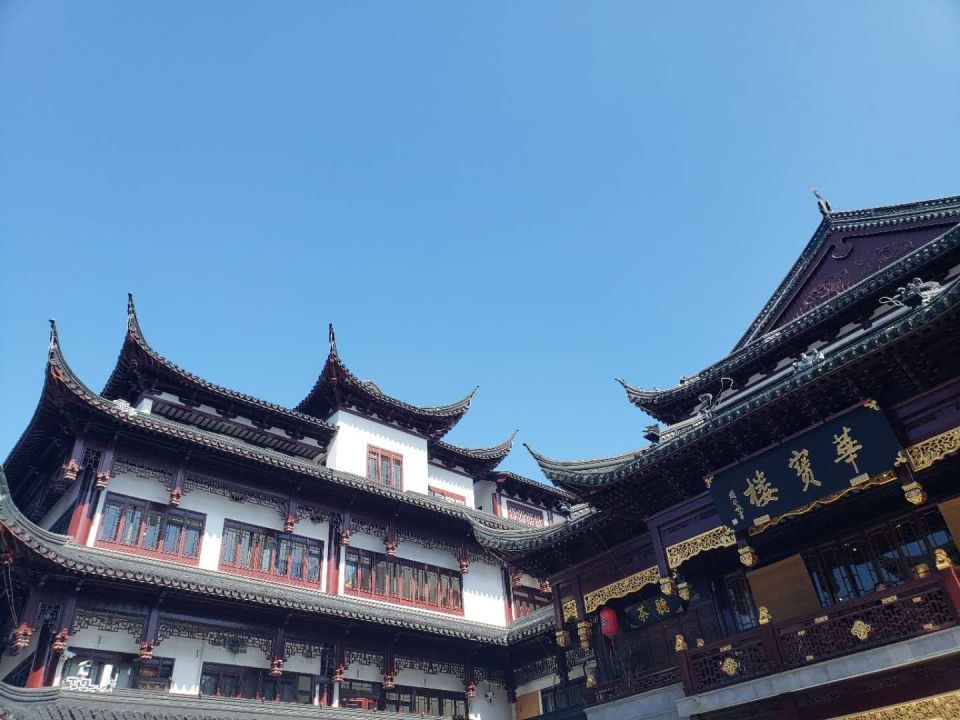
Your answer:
102;294;337;439
429;431;516;475
525;272;960;489
296;328;475;439
489;471;577;504
0;683;453;720
617;201;960;424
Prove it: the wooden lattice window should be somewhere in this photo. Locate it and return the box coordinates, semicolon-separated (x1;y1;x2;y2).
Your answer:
367;446;403;489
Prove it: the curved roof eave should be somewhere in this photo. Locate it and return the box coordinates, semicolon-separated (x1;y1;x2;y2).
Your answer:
102;294;337;438
295;328;476;438
613;217;960;423
527;274;960;490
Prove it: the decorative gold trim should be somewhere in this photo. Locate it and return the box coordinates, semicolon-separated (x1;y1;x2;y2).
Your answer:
893;450;911;468
862;399;880;411
582;566;660;614
738;545;758;567
758;606;772;625
901;481;926;506
677;582;691;601
720;657;739;677
880;595;898;605
850;619;871;640
904;426;960;471
828;689;960;720
703;474;714;489
814;615;829;624
659;577;677;596
666;525;736;570
750;471;898;535
935;548;953;570
576;620;593;651
562;600;577;622
555;629;570;647
675;634;687;652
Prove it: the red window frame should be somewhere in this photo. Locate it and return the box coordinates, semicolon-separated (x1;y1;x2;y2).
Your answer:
343;547;464;615
95;492;204;565
367;446;403;490
512;587;551;619
506;499;545;527
428;485;466;505
218;520;324;588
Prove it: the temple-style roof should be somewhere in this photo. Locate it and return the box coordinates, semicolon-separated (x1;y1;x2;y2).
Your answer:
0;683;456;720
0;467;551;646
526;270;960;507
489;470;576;511
103;295;336;457
296;326;476;439
618;195;960;424
429;431;517;476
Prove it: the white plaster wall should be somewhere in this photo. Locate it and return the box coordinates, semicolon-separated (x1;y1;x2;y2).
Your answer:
346;529;506;626
468;682;512;720
0;632;39;680
344;659;381;684
87;468;330;591
427;465;475;507
39;477;82;531
325;411;429;494
474;481;497;514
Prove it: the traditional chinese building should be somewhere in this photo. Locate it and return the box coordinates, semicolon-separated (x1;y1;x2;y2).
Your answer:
0;299;571;720
482;193;960;720
3;192;960;720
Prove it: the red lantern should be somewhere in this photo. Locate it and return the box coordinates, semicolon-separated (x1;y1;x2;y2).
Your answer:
599;607;620;638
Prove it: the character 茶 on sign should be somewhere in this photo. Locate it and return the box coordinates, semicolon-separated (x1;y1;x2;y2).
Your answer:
833;426;863;474
743;470;779;508
788;448;821;492
636;604;650;623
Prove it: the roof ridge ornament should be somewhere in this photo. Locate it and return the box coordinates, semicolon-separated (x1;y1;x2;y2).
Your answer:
812;188;833;216
48;318;59;351
328;323;337;355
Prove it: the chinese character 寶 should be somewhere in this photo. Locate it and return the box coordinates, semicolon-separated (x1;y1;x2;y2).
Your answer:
788;449;821;492
833;426;863;474
743;470;779;508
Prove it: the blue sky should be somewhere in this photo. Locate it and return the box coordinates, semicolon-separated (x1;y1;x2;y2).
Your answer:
2;2;958;482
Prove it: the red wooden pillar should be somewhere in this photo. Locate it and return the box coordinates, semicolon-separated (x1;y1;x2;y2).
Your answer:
941;566;960;617
63;436;89;538
75;443;116;545
502;565;514;624
674;645;695;695
20;590;46;689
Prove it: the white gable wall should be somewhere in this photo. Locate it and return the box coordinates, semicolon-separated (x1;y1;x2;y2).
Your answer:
325;411;429;494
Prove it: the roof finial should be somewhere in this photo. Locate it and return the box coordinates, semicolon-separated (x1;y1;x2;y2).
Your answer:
328;323;337;354
48;318;59;349
812;188;833;216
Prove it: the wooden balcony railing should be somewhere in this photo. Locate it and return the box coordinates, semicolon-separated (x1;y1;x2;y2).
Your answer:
676;568;960;696
585;666;681;707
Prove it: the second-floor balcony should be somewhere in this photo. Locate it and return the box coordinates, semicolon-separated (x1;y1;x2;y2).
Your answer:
585;566;960;707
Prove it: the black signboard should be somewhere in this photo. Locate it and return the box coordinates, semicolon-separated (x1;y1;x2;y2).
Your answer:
623;593;685;629
708;403;903;530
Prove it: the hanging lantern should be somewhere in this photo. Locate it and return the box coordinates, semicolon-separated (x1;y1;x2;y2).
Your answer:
598;607;620;638
270;658;283;678
383;672;395;690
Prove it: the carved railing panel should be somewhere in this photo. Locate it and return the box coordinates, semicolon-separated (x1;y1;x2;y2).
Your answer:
687;632;769;693
777;576;958;669
586;666;681;707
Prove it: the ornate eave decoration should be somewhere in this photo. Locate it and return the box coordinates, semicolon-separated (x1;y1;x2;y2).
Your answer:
562;600;577;622
748;470;898;536
665;525;736;570
830;689;960;720
902;425;960;472
583;566;660;614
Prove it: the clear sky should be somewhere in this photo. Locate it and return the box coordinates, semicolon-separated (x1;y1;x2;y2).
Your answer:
1;2;958;483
